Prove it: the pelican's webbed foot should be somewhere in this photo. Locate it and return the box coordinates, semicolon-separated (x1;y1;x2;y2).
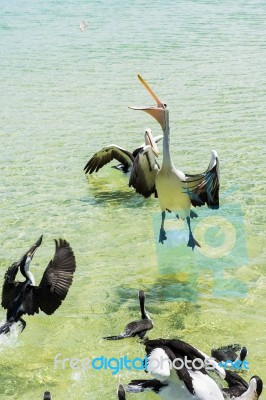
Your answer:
186;216;201;251
159;228;167;244
187;233;201;250
159;211;167;244
190;210;198;219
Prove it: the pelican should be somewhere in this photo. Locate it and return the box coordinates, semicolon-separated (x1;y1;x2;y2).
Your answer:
103;290;153;340
222;373;263;399
126;338;225;400
129;75;220;249
84;128;162;177
211;346;262;399
211;344;248;363
0;236;76;335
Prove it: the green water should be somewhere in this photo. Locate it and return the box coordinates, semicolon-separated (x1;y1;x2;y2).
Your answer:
0;0;265;399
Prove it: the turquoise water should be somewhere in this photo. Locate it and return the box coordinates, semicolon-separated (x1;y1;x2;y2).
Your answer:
0;0;265;399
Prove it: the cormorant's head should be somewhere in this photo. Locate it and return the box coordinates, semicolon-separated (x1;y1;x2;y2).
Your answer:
239;346;248;361
18;235;43;274
249;376;263;397
43;391;52;400
117;384;126;400
130;75;168;130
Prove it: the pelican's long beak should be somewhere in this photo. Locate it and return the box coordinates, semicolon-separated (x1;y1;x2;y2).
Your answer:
130;75;167;130
145;129;159;157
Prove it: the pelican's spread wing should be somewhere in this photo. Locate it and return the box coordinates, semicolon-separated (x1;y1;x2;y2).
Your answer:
184;150;220;209
1;263;23;309
34;239;76;315
129;146;160;198
84;145;134;174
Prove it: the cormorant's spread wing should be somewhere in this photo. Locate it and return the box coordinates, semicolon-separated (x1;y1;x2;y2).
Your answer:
129;146;160;198
35;239;76;315
183;150;220;209
1;263;23;309
84;145;134;174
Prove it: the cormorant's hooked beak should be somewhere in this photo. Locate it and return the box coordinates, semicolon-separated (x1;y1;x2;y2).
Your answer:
19;235;43;265
145;129;159;157
27;235;43;259
130;75;167;130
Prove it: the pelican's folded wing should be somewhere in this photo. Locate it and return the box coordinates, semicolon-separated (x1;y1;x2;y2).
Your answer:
183;150;220;209
35;239;76;315
84;145;134;174
224;371;248;389
129;146;160;198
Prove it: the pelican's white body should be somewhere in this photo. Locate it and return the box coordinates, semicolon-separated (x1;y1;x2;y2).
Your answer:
157;371;224;400
147;346;224;400
155;111;191;219
156;166;190;218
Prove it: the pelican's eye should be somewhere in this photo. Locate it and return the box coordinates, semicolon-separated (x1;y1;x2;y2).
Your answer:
163;103;167;108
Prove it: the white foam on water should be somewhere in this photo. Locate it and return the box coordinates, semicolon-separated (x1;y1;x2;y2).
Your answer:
0;319;23;352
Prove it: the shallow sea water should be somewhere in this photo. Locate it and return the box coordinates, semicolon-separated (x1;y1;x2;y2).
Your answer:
0;0;265;399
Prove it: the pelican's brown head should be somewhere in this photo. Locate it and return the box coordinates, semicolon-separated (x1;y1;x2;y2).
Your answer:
144;128;159;157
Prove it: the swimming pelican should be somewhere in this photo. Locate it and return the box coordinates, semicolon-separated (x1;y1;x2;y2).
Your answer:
129;75;220;249
126;338;225;400
0;236;76;335
211;344;248;363
103;290;153;340
84;128;162;176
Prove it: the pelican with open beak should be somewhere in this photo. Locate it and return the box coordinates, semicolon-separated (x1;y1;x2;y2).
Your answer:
129;75;220;249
